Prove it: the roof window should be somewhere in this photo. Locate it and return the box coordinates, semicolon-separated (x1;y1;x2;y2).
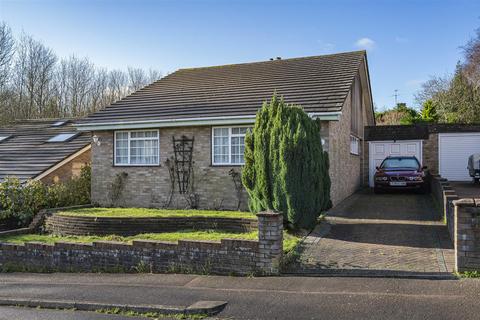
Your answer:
0;135;12;143
47;133;77;142
51;120;69;127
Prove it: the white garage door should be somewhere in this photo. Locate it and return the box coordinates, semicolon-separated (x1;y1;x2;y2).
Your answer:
369;140;422;187
439;133;480;181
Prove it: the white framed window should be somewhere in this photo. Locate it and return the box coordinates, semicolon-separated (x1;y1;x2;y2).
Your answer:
350;135;360;155
114;130;159;166
212;126;251;165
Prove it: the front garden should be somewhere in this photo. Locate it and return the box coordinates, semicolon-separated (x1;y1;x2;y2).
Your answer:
0;95;328;275
0;207;300;255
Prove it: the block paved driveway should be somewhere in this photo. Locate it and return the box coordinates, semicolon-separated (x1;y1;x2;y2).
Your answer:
284;189;455;277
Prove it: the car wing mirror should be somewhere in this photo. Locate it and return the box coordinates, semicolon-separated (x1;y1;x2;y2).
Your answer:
375;166;379;170
422;166;428;170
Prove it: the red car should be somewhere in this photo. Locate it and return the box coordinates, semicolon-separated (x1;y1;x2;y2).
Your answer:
374;156;430;194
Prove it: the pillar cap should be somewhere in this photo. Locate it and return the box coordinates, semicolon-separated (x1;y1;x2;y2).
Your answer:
453;198;475;207
256;210;282;217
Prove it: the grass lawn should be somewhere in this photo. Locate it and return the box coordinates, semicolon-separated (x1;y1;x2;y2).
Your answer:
0;230;300;254
56;207;256;220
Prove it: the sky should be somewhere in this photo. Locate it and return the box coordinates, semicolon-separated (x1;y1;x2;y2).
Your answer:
1;0;479;111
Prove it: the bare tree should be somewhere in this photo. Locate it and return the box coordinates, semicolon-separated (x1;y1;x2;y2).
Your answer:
127;67;147;91
0;21;162;123
0;22;14;89
463;27;480;88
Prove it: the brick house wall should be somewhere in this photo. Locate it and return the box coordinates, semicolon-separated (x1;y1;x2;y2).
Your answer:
92;127;250;210
91;123;336;211
40;149;91;184
328;92;360;205
91;90;372;210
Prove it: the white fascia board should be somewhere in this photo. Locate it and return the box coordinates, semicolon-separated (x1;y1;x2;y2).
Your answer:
76;112;342;131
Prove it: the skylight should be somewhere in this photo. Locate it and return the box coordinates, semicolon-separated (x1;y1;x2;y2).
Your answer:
47;133;77;142
51;120;68;127
0;135;12;143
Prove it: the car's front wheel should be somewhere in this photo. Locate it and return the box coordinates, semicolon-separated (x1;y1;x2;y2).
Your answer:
374;185;382;194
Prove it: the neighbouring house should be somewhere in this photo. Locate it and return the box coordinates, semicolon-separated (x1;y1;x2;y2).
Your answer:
77;51;375;210
365;123;480;185
0;119;91;184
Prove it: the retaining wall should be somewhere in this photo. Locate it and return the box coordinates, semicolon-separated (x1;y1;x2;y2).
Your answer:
45;215;258;236
0;211;283;276
453;198;480;272
431;175;458;241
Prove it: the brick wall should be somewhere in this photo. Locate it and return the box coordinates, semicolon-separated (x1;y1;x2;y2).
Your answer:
423;133;438;174
45;215;258;236
40;148;91;184
91;127;249;210
0;211;283;275
453;198;480;272
92;123;334;211
328;86;371;205
431;176;458;241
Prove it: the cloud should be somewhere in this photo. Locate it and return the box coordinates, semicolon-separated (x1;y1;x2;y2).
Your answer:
317;40;335;53
395;36;409;43
354;37;376;50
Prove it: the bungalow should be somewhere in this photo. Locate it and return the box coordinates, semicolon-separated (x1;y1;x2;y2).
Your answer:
0;119;91;184
77;51;375;210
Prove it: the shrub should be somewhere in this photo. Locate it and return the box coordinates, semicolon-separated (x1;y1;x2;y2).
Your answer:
242;94;331;229
0;165;91;226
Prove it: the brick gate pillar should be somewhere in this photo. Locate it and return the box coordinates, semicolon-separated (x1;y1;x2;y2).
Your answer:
256;210;283;275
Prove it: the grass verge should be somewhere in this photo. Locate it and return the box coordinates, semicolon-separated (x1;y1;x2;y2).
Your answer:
56;207;256;219
0;230;299;254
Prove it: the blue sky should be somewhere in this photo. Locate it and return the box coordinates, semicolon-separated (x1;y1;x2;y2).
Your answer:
1;0;479;111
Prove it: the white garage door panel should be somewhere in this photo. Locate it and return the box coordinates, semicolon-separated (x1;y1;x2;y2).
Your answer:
439;133;480;181
369;140;422;187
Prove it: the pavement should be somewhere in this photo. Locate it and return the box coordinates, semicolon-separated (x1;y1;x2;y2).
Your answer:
284;189;455;276
0;273;479;319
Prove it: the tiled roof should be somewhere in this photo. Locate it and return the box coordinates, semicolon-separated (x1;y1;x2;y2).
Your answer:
0;119;90;182
81;51;367;125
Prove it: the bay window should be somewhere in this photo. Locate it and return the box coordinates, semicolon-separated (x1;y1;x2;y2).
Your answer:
114;130;159;165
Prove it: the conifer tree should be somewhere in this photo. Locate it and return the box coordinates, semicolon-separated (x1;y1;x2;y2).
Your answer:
242;94;331;229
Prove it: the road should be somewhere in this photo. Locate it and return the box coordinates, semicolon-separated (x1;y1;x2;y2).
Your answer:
0;273;478;319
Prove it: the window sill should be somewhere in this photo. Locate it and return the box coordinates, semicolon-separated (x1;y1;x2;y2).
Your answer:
112;164;162;168
210;164;244;167
350;152;360;156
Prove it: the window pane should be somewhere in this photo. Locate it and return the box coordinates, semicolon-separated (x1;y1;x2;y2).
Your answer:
213;128;229;163
115;131;159;165
116;132;128;140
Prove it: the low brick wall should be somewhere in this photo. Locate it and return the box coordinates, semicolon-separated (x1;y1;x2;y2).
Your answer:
453;198;480;272
431;175;458;241
45;215;258;236
0;211;283;275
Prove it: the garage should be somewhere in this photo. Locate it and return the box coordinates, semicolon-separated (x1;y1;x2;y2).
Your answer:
438;133;480;181
368;140;422;187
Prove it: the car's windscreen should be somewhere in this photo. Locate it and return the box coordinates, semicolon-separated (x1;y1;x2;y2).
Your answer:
381;158;419;169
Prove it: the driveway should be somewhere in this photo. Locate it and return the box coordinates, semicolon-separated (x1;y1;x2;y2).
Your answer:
284;189;455;277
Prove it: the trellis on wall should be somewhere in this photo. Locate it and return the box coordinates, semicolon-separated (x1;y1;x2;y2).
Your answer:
172;136;194;194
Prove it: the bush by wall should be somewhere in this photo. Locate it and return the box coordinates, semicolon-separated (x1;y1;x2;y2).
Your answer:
242;94;331;229
0;165;91;227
